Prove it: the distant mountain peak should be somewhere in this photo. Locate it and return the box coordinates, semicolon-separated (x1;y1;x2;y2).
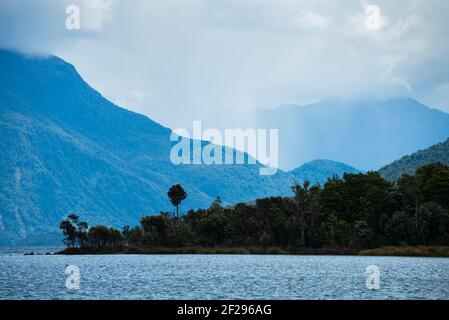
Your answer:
256;97;449;171
290;159;361;186
0;50;294;245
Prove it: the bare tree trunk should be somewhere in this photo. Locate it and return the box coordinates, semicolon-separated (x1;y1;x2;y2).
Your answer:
415;196;418;230
300;213;305;247
298;203;306;248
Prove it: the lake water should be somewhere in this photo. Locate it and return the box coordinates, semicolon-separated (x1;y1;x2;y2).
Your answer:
1;247;449;300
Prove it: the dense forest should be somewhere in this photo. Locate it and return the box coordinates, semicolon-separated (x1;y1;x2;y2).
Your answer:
60;163;449;254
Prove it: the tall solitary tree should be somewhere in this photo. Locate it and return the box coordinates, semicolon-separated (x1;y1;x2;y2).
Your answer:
167;184;187;217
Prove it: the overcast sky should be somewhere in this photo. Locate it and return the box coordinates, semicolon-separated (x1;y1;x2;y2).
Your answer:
1;0;449;131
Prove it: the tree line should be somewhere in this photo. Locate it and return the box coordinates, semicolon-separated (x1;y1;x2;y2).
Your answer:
60;163;449;251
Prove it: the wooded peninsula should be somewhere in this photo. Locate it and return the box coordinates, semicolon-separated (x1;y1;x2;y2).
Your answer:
58;163;449;257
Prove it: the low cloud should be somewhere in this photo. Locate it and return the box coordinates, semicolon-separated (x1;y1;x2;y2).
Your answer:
294;11;330;30
1;0;449;128
80;0;116;31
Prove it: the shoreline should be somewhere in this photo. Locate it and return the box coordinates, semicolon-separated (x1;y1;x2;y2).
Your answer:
54;245;449;257
359;246;449;257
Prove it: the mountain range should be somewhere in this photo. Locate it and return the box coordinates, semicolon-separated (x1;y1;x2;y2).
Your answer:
1;49;449;245
289;160;361;185
256;98;449;171
0;50;296;244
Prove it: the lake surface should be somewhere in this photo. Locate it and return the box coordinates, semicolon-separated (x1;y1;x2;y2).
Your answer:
1;247;448;300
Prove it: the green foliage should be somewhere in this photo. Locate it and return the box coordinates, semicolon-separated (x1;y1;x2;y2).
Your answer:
140;213;171;246
87;225;123;248
167;184;187;217
59;214;89;248
61;163;449;251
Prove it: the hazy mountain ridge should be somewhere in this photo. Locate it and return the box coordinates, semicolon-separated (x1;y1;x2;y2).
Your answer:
379;138;449;181
257;98;449;171
2;49;448;245
290;159;361;186
0;50;294;245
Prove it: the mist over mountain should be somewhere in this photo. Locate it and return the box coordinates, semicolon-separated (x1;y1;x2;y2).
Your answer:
2;49;448;245
0;49;295;245
379;138;449;181
256;98;449;171
290;160;361;186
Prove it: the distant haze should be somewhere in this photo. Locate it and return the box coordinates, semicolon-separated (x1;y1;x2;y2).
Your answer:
256;98;449;170
1;0;449;168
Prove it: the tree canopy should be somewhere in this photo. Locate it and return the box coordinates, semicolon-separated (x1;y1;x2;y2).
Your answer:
167;184;187;217
60;164;449;251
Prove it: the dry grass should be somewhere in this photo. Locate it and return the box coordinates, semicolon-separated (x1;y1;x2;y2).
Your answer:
359;246;449;257
57;245;449;257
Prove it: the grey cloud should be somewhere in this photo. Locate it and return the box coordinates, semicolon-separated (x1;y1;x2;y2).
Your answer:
1;0;449;130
